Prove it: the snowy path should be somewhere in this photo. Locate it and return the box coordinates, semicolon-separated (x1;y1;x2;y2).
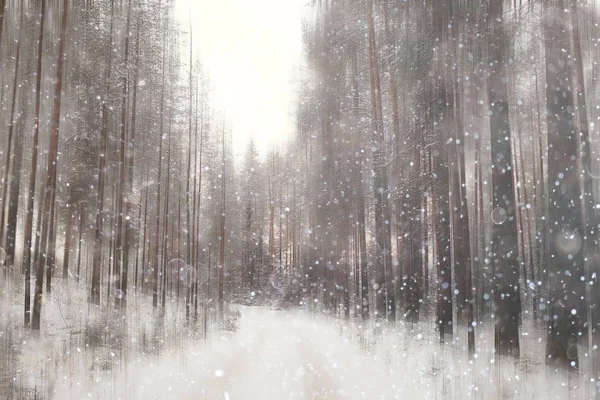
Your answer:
130;307;403;400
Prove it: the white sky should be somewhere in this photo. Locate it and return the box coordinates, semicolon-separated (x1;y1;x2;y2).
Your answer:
174;0;305;157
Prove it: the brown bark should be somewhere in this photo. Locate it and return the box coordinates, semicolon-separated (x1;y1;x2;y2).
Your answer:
0;2;24;252
76;206;84;283
153;17;167;309
114;0;132;309
161;121;172;311
91;0;115;306
24;0;46;325
218;126;226;316
543;0;585;370
186;22;193;319
33;0;69;329
351;38;369;319
123;6;140;306
367;0;394;320
0;0;5;45
488;0;520;357
571;0;598;373
62;213;74;279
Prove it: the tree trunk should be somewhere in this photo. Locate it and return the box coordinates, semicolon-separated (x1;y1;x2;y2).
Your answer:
161;121;172;311
76;206;84;283
543;0;585;370
0;0;5;45
91;0;116;306
193;77;204;319
122;5;140;307
62;212;74;279
450;92;474;352
33;0;69;329
218;126;226;316
153;17;167;309
487;0;520;357
6;95;25;273
24;0;46;325
186;22;193;319
434;110;452;342
350;37;368;319
0;3;24;252
367;0;394;320
114;0;132;309
570;0;598;372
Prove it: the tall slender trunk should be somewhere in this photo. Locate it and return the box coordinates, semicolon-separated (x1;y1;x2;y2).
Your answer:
517;126;537;322
76;206;84;283
24;0;46;325
533;68;548;326
435;107;452;342
194;80;204;319
123;7;141;306
367;0;394;320
190;118;198;318
0;0;5;45
186;22;193;319
114;0;132;309
351;39;368;319
91;0;115;306
218;126;226;316
62;212;74;279
0;3;24;252
487;0;520;357
450;81;474;353
571;0;598;373
153;17;167;309
543;0;585;370
33;0;69;329
140;166;149;293
161;120;172;311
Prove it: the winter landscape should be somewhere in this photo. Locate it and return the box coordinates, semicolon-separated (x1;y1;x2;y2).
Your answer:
0;0;599;399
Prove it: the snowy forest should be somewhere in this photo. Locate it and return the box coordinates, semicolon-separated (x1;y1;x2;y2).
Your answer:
0;0;599;398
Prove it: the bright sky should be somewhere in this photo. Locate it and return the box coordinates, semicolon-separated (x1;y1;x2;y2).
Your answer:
174;0;305;157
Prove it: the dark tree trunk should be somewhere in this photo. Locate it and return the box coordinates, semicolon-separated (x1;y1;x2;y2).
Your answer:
91;0;115;306
193;81;204;319
153;20;167;309
122;6;140;308
24;0;46;325
570;0;599;373
76;207;84;283
434;102;452;341
0;0;5;45
62;212;74;279
33;0;69;329
350;36;369;319
367;0;394;320
161;123;172;311
6;100;24;273
114;0;132;309
449;85;474;353
140;167;149;293
0;2;24;253
543;0;585;370
186;21;193;319
487;0;520;357
218;127;226;316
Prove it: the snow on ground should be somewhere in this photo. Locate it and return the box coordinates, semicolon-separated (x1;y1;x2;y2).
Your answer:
54;307;598;400
2;278;598;399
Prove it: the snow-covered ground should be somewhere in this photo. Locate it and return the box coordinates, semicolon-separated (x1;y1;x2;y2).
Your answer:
55;308;600;399
2;279;598;399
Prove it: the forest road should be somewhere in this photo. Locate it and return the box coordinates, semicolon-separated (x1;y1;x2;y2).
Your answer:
152;306;402;400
